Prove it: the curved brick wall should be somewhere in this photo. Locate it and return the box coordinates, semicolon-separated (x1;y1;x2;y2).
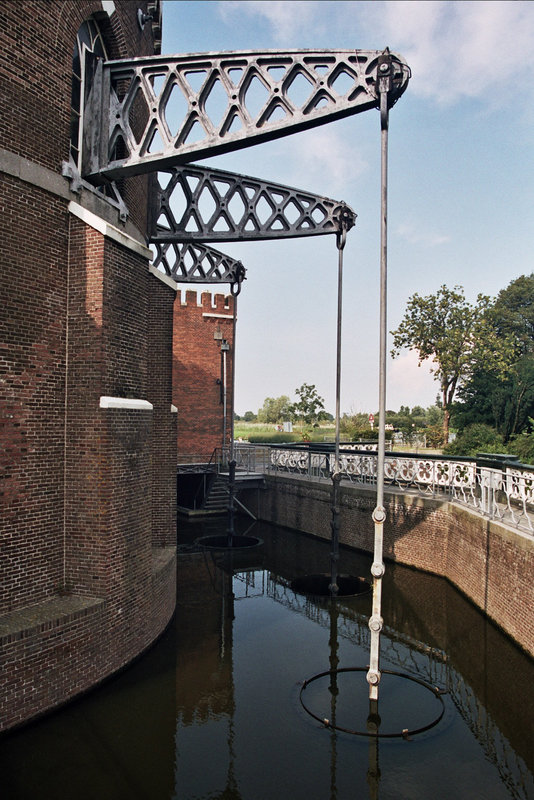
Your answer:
242;475;534;659
0;2;176;732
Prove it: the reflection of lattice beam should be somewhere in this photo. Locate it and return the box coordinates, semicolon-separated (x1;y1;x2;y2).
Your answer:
151;240;245;284
149;165;356;242
83;49;410;181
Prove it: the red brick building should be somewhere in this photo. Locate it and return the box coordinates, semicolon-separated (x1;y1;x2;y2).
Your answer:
173;290;235;458
0;1;177;731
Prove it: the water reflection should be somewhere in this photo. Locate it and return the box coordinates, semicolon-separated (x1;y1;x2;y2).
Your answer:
0;520;533;800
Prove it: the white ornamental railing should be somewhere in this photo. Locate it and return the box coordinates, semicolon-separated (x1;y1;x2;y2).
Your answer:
229;444;534;537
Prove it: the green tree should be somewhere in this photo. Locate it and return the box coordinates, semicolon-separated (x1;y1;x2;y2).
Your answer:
257;395;291;424
288;383;326;426
391;285;506;443
243;410;257;422
426;403;444;428
454;274;534;441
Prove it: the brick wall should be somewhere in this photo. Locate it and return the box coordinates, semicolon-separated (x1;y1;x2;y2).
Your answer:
148;272;178;547
0;1;176;732
173;290;235;457
1;178;70;612
241;475;534;658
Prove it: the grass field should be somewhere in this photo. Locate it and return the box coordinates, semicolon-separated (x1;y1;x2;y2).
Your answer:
234;421;336;443
233;422;443;453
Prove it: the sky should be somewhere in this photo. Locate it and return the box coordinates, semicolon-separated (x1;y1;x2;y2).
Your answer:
160;0;534;417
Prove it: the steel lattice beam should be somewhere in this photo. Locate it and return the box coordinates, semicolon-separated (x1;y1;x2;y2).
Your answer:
151;241;246;285
83;49;410;181
150;165;356;243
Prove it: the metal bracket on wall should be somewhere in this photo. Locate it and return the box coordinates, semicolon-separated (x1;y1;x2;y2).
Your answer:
151;240;246;285
148;165;355;286
149;164;356;243
82;49;410;182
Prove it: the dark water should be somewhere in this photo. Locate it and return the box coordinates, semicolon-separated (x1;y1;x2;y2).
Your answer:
2;519;533;800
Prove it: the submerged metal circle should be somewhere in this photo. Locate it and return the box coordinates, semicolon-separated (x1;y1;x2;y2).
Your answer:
290;573;371;598
299;667;446;738
196;534;263;550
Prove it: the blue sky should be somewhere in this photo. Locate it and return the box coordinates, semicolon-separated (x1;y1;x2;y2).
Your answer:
161;0;534;417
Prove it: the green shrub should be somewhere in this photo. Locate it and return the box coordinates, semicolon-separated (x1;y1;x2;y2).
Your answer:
509;419;534;465
444;423;504;457
247;433;301;444
351;428;379;441
425;424;445;448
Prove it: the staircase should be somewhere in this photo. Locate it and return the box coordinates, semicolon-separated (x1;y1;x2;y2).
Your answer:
203;474;229;514
177;466;266;518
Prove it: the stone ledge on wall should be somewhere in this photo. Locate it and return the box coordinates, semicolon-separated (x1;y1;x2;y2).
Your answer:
0;595;105;647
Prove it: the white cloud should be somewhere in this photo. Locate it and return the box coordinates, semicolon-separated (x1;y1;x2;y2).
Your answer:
361;0;534;106
219;1;534;107
281;128;368;197
396;221;450;247
218;1;321;44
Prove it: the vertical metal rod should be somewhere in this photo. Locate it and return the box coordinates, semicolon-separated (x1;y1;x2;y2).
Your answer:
330;233;345;597
367;81;389;702
227;292;238;545
230;296;237;463
222;346;228;452
334;238;344;473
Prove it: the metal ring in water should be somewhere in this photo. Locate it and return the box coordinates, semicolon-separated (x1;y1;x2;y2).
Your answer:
195;535;263;550
299;667;446;738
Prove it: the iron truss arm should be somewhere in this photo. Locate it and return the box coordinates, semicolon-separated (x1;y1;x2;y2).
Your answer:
83;49;410;182
149;165;356;243
152;241;246;286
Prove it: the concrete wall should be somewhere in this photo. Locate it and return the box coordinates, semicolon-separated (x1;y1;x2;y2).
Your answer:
241;474;534;658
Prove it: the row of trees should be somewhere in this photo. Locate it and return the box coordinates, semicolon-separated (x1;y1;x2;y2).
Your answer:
391;275;534;460
339;403;444;446
236;383;332;426
237;274;534;461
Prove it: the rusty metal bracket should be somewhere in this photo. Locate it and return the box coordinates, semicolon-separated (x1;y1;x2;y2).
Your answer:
150;164;356;243
82;49;410;182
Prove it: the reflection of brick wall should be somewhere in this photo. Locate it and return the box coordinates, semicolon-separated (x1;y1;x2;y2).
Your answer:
0;1;176;732
173;290;235;456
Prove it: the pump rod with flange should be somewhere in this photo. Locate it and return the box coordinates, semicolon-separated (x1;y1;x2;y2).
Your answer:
366;51;393;703
226;264;245;547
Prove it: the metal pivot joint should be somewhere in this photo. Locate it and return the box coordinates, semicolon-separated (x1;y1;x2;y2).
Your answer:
230;262;246;296
377;48;405;130
334;203;356;251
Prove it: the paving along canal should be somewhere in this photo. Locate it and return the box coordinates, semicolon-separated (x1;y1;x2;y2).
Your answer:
1;519;533;800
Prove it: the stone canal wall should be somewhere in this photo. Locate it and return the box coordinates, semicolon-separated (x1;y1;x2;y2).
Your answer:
241;474;534;659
